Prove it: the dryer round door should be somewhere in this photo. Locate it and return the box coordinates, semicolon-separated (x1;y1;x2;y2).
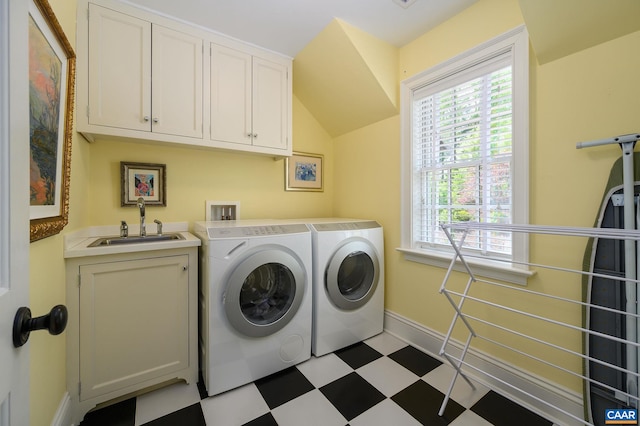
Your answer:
224;247;306;338
325;238;380;311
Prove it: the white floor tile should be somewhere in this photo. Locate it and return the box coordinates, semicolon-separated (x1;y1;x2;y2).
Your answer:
448;409;494;426
364;332;408;355
296;353;353;388
271;389;346;426
350;398;422;426
357;356;419;397
200;383;269;426
134;381;201;425
423;364;489;408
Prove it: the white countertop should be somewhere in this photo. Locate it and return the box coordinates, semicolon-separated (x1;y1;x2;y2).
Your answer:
63;222;201;258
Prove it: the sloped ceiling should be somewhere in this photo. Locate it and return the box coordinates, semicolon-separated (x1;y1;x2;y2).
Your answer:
124;0;478;59
519;0;640;64
293;20;399;138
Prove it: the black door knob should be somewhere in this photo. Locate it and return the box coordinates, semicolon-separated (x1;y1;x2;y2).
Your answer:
13;305;68;348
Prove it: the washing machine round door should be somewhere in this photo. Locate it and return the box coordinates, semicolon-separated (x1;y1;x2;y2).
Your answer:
224;247;306;337
325;238;380;311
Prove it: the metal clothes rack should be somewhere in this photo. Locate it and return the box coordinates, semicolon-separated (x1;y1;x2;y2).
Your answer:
437;222;640;425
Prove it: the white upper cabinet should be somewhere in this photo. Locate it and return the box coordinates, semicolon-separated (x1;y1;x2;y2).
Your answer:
152;25;203;138
77;0;292;157
210;45;251;146
252;57;289;151
211;44;289;152
86;4;202;138
87;5;151;132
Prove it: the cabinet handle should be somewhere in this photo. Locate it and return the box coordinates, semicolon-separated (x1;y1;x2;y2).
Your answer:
153;117;159;123
183;265;188;271
143;116;150;122
247;133;252;138
253;133;258;138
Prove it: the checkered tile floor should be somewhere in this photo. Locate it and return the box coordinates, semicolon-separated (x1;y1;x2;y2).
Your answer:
79;332;553;426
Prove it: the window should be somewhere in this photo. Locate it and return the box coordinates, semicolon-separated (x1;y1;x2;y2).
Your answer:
400;26;530;284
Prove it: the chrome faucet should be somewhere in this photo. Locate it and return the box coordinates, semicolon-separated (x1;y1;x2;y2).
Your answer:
120;220;128;238
137;197;146;237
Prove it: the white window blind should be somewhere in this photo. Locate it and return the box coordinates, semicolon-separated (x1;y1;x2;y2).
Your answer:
412;56;513;258
400;26;530;282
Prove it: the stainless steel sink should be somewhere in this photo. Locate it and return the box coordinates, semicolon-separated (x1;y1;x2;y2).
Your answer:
88;233;185;247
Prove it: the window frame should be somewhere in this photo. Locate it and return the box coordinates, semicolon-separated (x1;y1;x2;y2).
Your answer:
399;25;532;285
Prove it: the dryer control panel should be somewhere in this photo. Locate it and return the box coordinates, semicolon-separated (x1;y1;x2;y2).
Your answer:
312;221;380;232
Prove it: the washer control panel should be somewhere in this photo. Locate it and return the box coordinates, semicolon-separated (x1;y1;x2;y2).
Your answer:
208;223;309;239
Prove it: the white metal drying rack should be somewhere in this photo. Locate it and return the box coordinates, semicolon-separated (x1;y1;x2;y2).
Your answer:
437;222;640;425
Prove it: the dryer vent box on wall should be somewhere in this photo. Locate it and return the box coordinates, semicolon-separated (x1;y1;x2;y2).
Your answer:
206;201;240;221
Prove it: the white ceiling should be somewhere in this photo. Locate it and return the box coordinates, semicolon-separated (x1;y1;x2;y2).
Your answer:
121;0;479;57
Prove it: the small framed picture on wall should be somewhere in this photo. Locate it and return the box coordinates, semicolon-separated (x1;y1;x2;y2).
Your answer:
121;162;166;206
285;152;324;192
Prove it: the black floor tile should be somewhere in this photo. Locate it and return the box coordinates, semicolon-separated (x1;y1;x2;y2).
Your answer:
76;338;559;426
388;345;442;376
471;390;552;426
79;398;136;426
334;341;383;369
320;372;386;421
254;366;315;409
196;377;208;400
142;403;206;426
391;380;465;425
242;412;279;426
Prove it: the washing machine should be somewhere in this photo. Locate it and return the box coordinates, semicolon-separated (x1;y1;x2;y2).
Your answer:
194;220;312;396
309;219;384;356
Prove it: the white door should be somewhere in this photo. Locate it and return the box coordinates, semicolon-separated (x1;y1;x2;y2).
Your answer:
0;0;31;424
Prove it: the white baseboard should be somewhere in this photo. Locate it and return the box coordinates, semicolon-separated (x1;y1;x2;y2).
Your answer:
383;310;585;426
51;392;72;426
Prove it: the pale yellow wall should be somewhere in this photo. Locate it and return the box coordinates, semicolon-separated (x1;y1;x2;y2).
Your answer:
85;95;333;225
28;0;91;424
399;0;525;81
334;0;640;392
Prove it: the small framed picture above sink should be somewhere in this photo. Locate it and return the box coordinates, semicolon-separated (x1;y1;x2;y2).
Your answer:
121;162;166;207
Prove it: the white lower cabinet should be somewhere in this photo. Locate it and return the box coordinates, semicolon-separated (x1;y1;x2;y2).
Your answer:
65;248;198;423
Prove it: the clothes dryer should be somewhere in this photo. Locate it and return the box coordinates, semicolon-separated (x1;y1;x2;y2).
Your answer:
309;220;384;356
195;220;312;396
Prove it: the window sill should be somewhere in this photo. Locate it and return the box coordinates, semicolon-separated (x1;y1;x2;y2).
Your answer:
396;247;535;286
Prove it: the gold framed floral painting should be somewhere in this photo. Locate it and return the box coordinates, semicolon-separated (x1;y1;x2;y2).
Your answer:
28;0;76;242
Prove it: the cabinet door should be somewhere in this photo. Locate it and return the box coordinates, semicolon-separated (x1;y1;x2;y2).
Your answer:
252;57;288;150
88;4;151;131
152;25;203;138
78;255;189;401
210;44;252;146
